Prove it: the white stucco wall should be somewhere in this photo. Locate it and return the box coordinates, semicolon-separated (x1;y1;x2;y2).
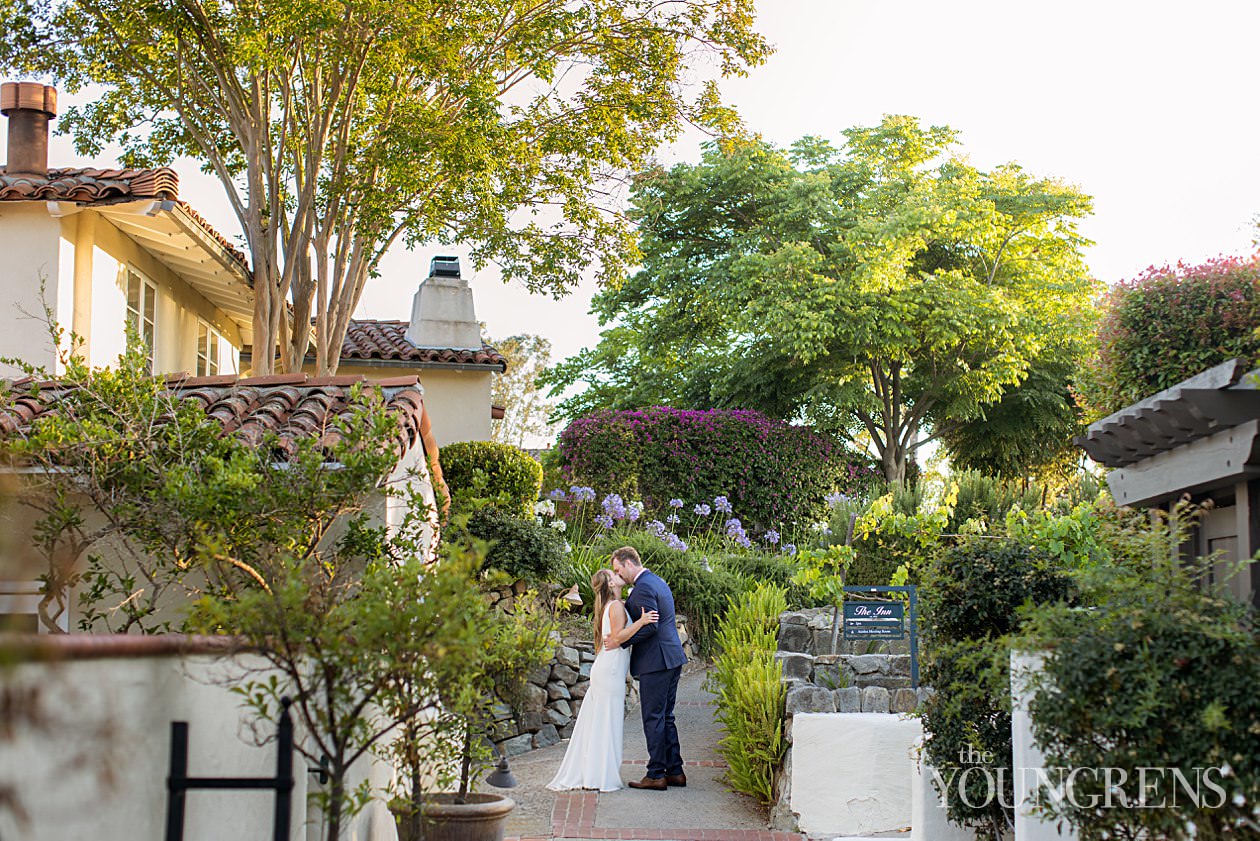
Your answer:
0;203;64;376
335;365;493;447
0;652;398;841
790;713;921;837
911;744;975;841
1012;652;1078;841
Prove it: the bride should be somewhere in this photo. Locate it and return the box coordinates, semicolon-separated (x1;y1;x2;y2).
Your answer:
547;568;658;791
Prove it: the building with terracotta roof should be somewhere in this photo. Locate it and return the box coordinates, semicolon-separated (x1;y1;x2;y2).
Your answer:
0;82;253;380
322;256;507;446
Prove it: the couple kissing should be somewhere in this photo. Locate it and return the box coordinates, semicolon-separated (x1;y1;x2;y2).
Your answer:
547;546;688;792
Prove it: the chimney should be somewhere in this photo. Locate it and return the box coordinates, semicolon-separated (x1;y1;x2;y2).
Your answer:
1;82;57;178
405;255;482;349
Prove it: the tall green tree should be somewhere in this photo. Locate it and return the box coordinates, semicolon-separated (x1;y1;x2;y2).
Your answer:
547;118;1097;483
489;333;557;447
3;0;767;374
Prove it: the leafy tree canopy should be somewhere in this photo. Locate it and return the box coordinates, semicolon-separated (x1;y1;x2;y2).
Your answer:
2;0;768;374
546;117;1097;483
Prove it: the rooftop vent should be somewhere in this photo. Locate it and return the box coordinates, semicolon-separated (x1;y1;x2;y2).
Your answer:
429;255;461;278
1;81;57;178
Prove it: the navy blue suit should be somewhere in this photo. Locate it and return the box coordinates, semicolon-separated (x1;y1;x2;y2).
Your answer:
623;569;687;779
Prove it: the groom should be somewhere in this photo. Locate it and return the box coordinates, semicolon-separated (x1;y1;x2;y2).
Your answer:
608;546;688;791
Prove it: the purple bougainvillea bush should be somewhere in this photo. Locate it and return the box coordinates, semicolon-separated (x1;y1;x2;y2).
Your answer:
555;407;879;530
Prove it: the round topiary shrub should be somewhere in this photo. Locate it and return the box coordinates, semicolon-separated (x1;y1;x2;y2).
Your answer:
556;407;878;530
468;506;567;583
439;440;542;518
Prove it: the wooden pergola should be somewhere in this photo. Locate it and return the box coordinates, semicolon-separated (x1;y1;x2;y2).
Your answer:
1076;358;1260;607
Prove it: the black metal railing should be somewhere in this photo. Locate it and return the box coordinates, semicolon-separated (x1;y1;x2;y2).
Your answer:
164;697;295;841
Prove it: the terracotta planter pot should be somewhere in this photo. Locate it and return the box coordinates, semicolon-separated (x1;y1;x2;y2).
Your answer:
397;793;516;841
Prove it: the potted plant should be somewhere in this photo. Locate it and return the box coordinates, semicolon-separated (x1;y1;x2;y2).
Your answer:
387;528;554;841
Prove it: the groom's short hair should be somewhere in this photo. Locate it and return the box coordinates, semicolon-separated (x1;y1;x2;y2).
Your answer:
611;546;642;567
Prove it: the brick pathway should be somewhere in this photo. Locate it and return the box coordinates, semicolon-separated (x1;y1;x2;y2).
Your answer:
499;669;807;841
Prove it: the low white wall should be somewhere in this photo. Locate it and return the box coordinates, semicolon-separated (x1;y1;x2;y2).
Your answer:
1011;651;1077;841
911;745;975;841
790;712;920;837
0;650;397;841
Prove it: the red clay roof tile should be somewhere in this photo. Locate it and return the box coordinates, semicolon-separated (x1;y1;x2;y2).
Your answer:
340;320;507;369
0;374;431;464
0;166;249;272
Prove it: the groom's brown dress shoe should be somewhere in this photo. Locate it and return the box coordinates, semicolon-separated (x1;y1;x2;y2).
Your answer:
665;773;687;787
628;776;667;791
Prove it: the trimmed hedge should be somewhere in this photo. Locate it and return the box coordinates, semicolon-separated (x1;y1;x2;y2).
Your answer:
1079;255;1260;415
440;440;542;518
919;539;1077;840
557;407;878;530
468;507;567;583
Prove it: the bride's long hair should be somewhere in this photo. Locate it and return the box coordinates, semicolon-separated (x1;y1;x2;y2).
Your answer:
591;568;616;653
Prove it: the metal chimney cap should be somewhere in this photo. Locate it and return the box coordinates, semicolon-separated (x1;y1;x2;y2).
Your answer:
429;255;461;279
0;82;57;118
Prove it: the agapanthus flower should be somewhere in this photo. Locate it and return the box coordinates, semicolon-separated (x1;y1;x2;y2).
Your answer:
645;519;668;537
713;495;733;513
549;519;567;533
534;499;556;517
669;498;684;509
764;529;780;545
735;534;753;549
547;488;567;501
724;518;743;535
665;533;688;552
570;485;597;502
783;543;797;556
694;503;712;517
564;540;572;553
825;492;849;508
595;513;614;529
602;493;626;519
626;501;644;522
666;513;680;525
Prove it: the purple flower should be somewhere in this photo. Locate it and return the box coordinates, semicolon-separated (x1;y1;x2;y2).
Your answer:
626;501;644;522
665;533;688;552
602;493;626;519
547;488;567;501
713;495;733;513
694;503;711;517
825;492;849;508
646;519;668;537
724;518;743;535
666;513;680;525
595;513;614;529
570;485;596;502
783;543;797;556
764;529;780;546
669;498;684;508
735;534;752;549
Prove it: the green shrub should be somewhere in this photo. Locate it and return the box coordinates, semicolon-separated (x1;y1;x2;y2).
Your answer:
1077;254;1260;416
846;491;950;586
919;538;1076;840
1021;564;1260;841
709;551;814;609
947;470;1043;533
557;407;878;530
440;440;542;518
468;507;567;583
709;583;788;805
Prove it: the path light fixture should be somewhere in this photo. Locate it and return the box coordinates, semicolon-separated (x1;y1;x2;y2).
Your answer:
561;585;583;608
485;749;517;788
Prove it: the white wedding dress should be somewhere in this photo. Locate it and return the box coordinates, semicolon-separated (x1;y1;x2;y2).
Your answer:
547;602;630;791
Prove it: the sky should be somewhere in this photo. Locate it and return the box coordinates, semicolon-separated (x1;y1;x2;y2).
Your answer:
44;1;1260;367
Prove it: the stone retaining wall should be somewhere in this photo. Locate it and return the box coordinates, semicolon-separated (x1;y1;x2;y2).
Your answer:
493;613;694;756
776;606;927;715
